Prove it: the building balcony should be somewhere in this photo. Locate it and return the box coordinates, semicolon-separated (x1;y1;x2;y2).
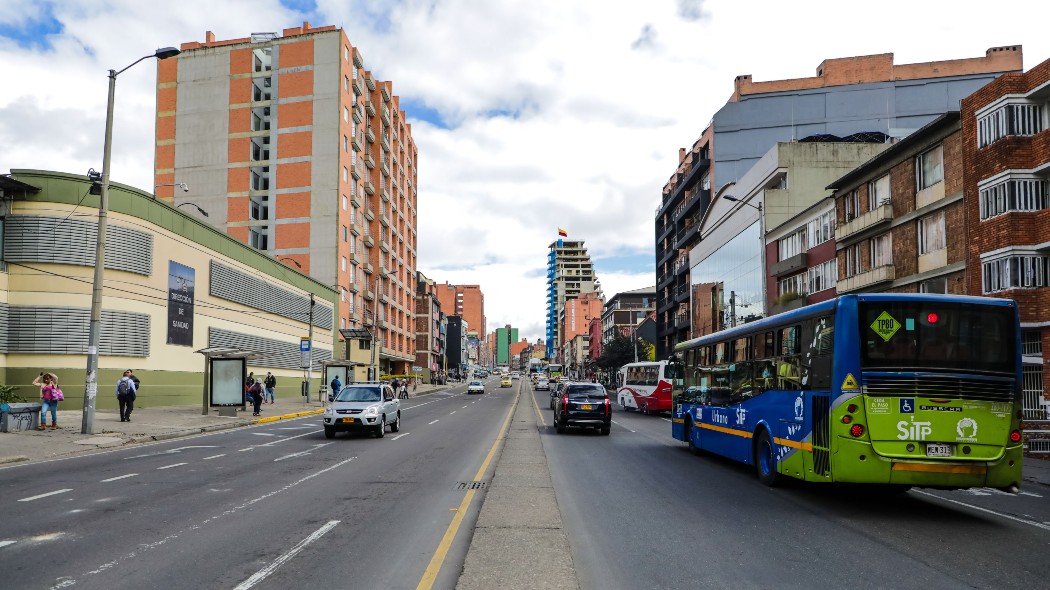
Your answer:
379;265;390;277
349;252;361;264
348;281;360;294
352;105;363;124
366;100;376;117
674;221;700;250
366;74;376;91
364;235;375;248
381;85;391;102
380;239;391;252
366;126;376;144
674;312;689;328
381;187;391;202
380;293;389;304
675;283;690;303
351;78;364;96
380;214;390;228
364;208;375;221
381;104;391;126
351;161;362;180
351;135;363;152
673;257;690;276
364;153;375;169
770;253;807;278
364;289;375;301
363;262;374;274
837;203;892;243
353;48;364;68
916;181;946;210
364;181;375;196
350;223;361;237
837;265;895;293
379;319;390;330
351;193;362;209
381;160;390;177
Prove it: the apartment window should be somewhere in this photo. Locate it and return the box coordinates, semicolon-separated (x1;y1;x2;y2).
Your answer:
917;145;944;190
249;227;268;250
341;288;347;302
869;174;890;210
845;243;861;277
918;211;946;255
341;256;347;272
344;75;350;93
808;260;837;293
343;167;349;183
250;197;268;220
806;211;834;249
350;206;356;224
920;277;948;294
342;225;348;242
344;135;349;152
778;272;807;297
978;103;1045;148
778;228;806;261
344;106;350;123
700;170;711;191
349;237;356;254
983;255;1050;293
344;45;349;62
844;190;860;222
871;233;892;268
979;177;1049;219
342;195;348;210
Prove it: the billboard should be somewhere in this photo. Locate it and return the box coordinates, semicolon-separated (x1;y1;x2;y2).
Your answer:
167;261;195;346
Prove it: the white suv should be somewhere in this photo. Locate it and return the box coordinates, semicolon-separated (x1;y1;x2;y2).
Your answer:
323;383;400;439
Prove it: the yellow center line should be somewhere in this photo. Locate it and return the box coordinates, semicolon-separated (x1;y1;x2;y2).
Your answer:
415;387;520;590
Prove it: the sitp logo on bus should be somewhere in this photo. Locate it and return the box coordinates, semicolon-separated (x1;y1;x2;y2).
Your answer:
897;416;933;441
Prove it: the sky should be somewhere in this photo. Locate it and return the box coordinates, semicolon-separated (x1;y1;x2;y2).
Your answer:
3;0;1050;343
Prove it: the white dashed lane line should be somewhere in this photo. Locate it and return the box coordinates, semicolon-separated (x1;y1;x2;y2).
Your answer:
157;463;187;470
428;420;439;425
203;454;226;460
101;473;138;482
251;433;278;437
0;540;15;549
391;433;410;440
611;420;635;433
18;489;72;502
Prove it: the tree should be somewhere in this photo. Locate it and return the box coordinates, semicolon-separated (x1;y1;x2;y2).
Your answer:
597;333;651;371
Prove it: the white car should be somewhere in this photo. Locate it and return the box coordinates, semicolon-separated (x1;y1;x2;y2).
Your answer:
536;378;550;391
467;380;485;395
511;371;521;380
323;383;400;438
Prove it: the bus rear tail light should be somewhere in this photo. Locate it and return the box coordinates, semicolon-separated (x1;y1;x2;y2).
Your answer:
842;415;853;424
849;424;865;438
1010;430;1022;443
847;404;858;413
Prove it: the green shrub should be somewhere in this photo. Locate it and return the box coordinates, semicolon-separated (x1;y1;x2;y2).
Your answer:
0;384;27;404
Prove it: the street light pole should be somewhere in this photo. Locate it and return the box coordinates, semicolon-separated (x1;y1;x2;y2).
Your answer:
83;47;180;435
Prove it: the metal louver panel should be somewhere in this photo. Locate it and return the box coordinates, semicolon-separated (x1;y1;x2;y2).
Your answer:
5;305;149;356
3;215;152;275
209;327;332;371
862;374;1016;402
209;261;333;330
0;303;8;353
811;395;831;478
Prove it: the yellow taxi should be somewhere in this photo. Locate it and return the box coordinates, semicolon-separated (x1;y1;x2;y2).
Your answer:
500;376;513;388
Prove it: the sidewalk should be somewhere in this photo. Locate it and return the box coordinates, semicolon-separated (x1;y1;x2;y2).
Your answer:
0;383;448;465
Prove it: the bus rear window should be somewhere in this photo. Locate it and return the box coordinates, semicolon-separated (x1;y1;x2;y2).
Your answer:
859;301;1016;374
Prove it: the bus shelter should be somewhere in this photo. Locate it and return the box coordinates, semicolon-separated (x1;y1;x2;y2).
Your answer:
195;346;264;416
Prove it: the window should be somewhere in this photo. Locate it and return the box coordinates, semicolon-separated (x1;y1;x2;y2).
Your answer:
700;170;711;191
344;75;350;93
343;167;349;183
844;190;860;222
871;233;893;268
808;260;837;293
344;135;349;152
918;211;946;255
917;145;944;190
983;255;1050;293
806;211;834;249
344;45;349;62
341;288;347;302
978;103;1045;148
342;195;348;210
869;174;890;209
979;177;1049;219
920;277;948;294
250;197;268;220
778;228;806;260
778;273;807;297
249;227;268;250
344;106;350;123
342;225;348;241
845;243;861;277
341;256;347;272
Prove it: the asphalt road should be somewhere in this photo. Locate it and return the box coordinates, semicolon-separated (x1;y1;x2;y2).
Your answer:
0;377;516;590
532;382;1050;590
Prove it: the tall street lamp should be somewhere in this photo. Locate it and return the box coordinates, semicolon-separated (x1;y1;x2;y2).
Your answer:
83;47;181;435
176;202;209;217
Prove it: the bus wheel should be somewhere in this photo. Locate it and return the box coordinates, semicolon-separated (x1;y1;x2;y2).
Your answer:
754;430;781;487
686;421;702;456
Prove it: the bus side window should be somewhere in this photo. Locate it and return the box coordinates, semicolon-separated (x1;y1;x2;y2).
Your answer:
730;361;753;403
756;359;776;392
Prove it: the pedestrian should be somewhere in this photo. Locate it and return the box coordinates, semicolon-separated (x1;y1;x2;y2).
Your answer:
127;369;142;392
249;378;264;416
245;371;255;390
398;380;408;400
116;370;137;422
264;372;277;404
330;374;342;399
32;372;62;430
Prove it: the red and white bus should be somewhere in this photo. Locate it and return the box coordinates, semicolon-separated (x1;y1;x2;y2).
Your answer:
616;361;679;414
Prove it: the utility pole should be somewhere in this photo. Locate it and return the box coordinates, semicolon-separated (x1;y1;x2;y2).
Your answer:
307;293;315;402
370;276;379;381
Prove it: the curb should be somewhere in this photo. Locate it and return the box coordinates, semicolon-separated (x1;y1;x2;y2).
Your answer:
0;455;29;465
127;420;247;444
252;408;324;425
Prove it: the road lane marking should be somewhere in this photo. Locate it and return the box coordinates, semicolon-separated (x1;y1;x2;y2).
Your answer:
428;420;439;425
239;429;323;452
450;411;457;415
203;454;226;460
274;451;311;462
611;420;635;433
157;463;187;470
0;540;15;549
18;489;72;502
101;474;138;482
915;490;1050;531
234;520;340;589
275;426;313;430
126;445;220;460
417;389;518;590
392;433;410;440
251;433;277;437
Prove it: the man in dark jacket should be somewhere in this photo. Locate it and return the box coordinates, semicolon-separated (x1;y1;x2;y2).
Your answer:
264;372;277;404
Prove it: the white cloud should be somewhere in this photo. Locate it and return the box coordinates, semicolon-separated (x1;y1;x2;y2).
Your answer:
4;0;1050;345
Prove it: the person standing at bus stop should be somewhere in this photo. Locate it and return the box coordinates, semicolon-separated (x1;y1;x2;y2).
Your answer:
264;372;277;404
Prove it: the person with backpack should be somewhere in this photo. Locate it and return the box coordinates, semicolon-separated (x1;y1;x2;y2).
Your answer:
264;372;277;404
116;370;137;422
330;375;342;400
249;378;264;416
32;372;62;430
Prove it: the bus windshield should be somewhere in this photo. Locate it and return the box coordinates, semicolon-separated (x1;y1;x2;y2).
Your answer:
858;301;1016;374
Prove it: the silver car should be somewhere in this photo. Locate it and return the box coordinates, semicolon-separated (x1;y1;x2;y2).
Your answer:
467;380;485;394
323;383;400;438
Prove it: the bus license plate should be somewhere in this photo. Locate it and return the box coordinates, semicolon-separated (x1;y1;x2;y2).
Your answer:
581;404;593;410
926;443;952;457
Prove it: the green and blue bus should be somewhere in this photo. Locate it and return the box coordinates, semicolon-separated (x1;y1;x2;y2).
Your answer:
670;294;1024;491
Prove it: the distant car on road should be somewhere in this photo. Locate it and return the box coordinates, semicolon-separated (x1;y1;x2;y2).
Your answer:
536;377;550;391
511;371;520;379
500;377;513;388
553;382;611;435
323;383;399;439
467;380;485;395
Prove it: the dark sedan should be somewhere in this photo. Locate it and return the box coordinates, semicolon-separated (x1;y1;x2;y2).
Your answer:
553;382;611;435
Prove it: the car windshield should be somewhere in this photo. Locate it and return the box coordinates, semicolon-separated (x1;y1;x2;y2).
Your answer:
470;381;482;386
566;385;606;398
334;386;382;402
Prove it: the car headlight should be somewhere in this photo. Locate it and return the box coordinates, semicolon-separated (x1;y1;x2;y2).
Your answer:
364;406;378;416
324;407;334;416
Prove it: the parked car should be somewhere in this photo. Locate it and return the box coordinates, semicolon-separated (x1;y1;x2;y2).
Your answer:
536;377;550;391
553;382;611;435
323;383;399;439
467;380;485;395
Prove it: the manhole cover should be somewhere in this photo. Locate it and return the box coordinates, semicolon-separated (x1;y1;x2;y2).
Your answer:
455;481;486;490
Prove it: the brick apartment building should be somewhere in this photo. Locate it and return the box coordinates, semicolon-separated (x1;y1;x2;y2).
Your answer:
434;282;486;351
656;47;1023;358
415;272;446;382
155;23;419;375
559;292;603;365
961;57;1050;419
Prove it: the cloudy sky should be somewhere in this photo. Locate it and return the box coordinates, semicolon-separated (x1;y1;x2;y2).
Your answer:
3;0;1049;343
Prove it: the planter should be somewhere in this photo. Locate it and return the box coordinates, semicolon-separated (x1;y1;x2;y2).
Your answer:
0;402;43;433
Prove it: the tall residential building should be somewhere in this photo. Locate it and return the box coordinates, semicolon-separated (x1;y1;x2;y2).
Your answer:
415;271;445;382
494;325;519;365
546;240;600;359
655;47;1023;358
155;23;419;375
434;282;486;344
960;57;1050;421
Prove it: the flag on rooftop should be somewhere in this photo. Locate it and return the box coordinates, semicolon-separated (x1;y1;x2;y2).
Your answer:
557;228;568;237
